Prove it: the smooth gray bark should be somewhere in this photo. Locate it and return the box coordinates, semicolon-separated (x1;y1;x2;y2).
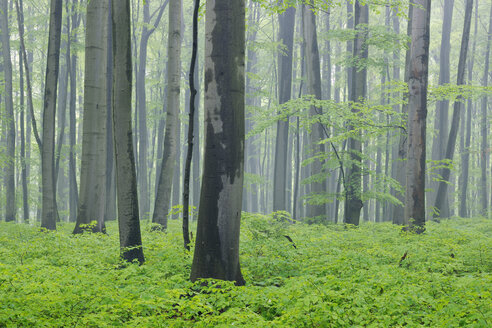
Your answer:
74;0;109;234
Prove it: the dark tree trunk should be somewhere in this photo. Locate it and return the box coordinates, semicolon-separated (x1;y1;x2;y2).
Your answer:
344;0;368;226
190;0;245;286
41;0;63;230
111;0;144;264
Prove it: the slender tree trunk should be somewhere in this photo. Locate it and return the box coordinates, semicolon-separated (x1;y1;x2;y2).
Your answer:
192;64;201;213
392;3;411;225
41;0;63;230
344;0;368;226
19;43;29;223
303;0;326;220
111;0;144;264
404;0;431;232
430;0;454;218
433;0;473;219
459;1;477;218
152;0;182;229
273;2;295;213
136;0;168;220
0;0;15;222
73;0;109;234
182;0;200;250
480;4;492;216
105;0;116;222
190;0;245;286
67;0;80;223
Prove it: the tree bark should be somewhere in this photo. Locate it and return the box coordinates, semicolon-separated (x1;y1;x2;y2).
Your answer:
111;0;144;264
190;0;245;286
41;0;63;230
152;0;182;229
404;0;432;232
433;0;473;219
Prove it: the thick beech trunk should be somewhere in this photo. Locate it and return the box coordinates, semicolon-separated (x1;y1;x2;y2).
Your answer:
404;0;431;232
190;0;246;286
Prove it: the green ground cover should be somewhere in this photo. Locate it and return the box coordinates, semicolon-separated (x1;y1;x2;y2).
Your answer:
0;215;490;327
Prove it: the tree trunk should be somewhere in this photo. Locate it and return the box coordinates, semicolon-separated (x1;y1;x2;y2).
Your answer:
41;0;63;230
73;0;109;234
433;0;473;219
344;0;368;226
303;0;326;220
1;0;16;223
404;0;431;232
190;0;245;286
111;0;144;264
273;2;295;213
152;0;182;229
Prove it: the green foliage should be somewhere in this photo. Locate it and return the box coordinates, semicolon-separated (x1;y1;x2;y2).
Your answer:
1;218;490;327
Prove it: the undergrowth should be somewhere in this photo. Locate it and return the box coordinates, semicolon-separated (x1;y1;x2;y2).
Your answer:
0;215;490;327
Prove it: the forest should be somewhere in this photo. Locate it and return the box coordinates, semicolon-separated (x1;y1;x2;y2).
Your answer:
0;0;491;326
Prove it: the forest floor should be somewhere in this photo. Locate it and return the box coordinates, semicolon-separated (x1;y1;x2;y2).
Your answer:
0;214;490;327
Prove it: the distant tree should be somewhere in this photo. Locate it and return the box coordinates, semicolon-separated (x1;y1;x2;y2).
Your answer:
404;0;431;232
433;0;473;219
273;2;295;213
136;0;168;220
0;0;16;222
190;0;246;286
41;0;63;231
153;0;182;229
73;0;109;234
111;0;144;264
430;0;454;218
480;4;492;217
